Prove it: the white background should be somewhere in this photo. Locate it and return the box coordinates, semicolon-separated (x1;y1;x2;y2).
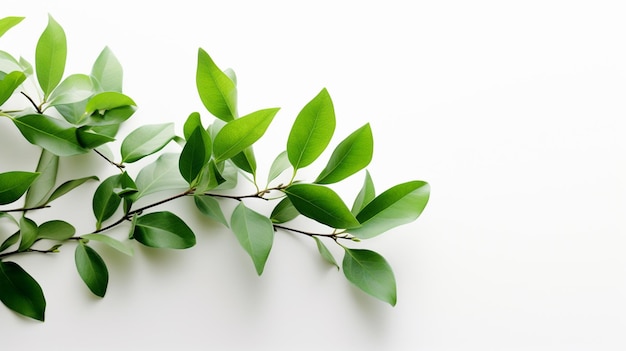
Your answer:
1;1;625;350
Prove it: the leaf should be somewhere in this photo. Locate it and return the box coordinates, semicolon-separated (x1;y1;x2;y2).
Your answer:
267;150;290;185
0;231;19;253
351;170;375;215
0;51;22;74
85;91;136;115
134;153;187;200
133;211;196;249
313;237;339;269
18;216;38;252
47;74;94;106
46;176;98;204
120;123;175;163
213;108;279;163
37;220;75;241
0;17;24;38
349;181;430;239
75;242;108;297
179;127;211;184
270;197;299;224
91;46;123;92
315;123;373;184
76;126;116;149
0;261;46;321
196;48;237;121
287;88;336;170
183;112;202;140
0;71;26;106
284;184;359;229
0;171;40;205
194;195;229;227
36;15;66;99
92;175;122;229
82;233;133;256
342;248;397;306
25;149;58;208
230;202;274;275
230;147;256;175
12;114;86;156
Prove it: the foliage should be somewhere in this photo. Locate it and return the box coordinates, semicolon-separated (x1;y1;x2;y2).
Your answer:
0;15;430;321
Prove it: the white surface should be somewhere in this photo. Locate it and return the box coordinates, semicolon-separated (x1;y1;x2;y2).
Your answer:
2;1;626;350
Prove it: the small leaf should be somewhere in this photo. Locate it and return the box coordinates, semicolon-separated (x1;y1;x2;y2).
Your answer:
270;197;299;224
349;181;430;239
230;147;256;175
18;216;38;252
0;171;40;205
284;184;359;229
133;211;196;249
75;242;108;297
0;71;26;106
121;123;175;163
351;170;375;215
267;150;290;185
183;112;202;140
36;15;66;99
0;17;24;38
342;248;397;306
134;153;187;200
213;108;279;163
82;233;134;256
92;175;122;229
0;231;19;253
287;88;336;170
196;48;237;121
12;114;86;156
91;46;123;93
313;237;339;269
46;176;98;204
194;195;229;227
37;220;75;241
0;261;46;321
179;127;211;184
85;91;135;115
230;202;274;275
25;149;58;208
315;123;373;184
47;74;94;106
76;126;116;149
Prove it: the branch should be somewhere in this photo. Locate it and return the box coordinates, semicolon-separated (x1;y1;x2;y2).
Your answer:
94;149;125;171
273;225;354;241
20;91;42;114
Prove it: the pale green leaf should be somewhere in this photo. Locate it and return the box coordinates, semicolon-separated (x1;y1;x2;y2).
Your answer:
230;202;274;275
46;176;98;204
315;123;373;184
284;183;359;229
121;123;175;163
91;46;123;92
0;261;46;321
313;237;339;269
342;248;397;306
134;153;187;200
36;15;66;99
351;170;375;215
82;233;134;256
196;48;237;121
194;195;229;227
25;149;58;208
183;112;202;140
47;74;94;106
267;150;290;185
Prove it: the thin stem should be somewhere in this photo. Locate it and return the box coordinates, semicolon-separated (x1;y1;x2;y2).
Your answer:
20;92;42;114
0;247;56;260
1;205;51;213
204;184;287;202
94;149;125;171
273;224;353;241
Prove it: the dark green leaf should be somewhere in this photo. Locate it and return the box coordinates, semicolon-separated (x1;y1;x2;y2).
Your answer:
121;123;175;163
313;237;339;269
92;175;121;229
36;15;66;99
194;195;229;227
37;220;75;241
76;126;115;149
12;114;86;156
342;248;397;306
287;88;336;170
284;184;359;229
183;112;202;140
82;233;133;256
230;202;274;275
134;153;187;200
85;91;135;115
230;147;256;175
270;197;299;224
267;150;290;185
0;261;46;321
351;170;375;215
196;48;237;121
18;216;38;252
179;127;210;184
0;71;26;106
133;211;196;249
0;231;19;253
91;46;123;93
315;123;373;184
47;74;94;106
0;17;24;38
0;171;40;205
213;108;279;163
350;181;430;239
46;176;98;204
75;242;108;297
25;149;58;208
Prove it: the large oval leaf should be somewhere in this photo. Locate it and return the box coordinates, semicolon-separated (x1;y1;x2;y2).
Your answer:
133;211;196;249
37;220;75;241
12;114;86;156
230;202;274;275
0;261;46;321
196;48;237;121
342;248;397;306
36;15;66;99
121;123;175;163
287;88;336;170
75;242;108;297
0;171;39;205
349;181;430;239
315;123;373;184
91;46;123;93
284;184;359;229
213;108;279;163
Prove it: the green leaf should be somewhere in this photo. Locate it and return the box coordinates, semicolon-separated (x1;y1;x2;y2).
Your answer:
0;231;19;253
213;108;279;163
0;171;40;205
267;150;290;185
12;114;86;156
287;88;336;170
194;195;229;227
0;51;22;74
179;127;211;184
120;123;175;163
315;123;373;184
82;233;133;256
37;220;75;241
269;197;299;224
47;74;94;106
18;216;38;252
196;48;237;121
91;46;123;92
342;248;397;306
85;91;136;115
230;147;256;175
183;112;202;140
92;175;122;229
230;202;274;275
76;126;116;149
0;17;24;38
313;237;339;269
36;15;66;99
284;184;359;229
350;181;430;239
46;176;98;204
134;153;187;200
0;71;26;106
25;149;58;208
133;211;196;249
351;170;375;215
0;261;46;321
75;242;108;297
